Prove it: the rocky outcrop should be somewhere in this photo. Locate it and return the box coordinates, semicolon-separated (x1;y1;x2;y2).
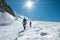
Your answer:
0;0;15;17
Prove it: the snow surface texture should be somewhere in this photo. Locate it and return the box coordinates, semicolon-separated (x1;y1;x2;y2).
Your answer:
0;12;60;40
17;21;60;40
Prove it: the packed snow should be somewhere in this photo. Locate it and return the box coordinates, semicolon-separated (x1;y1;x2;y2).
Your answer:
17;21;60;40
0;12;60;40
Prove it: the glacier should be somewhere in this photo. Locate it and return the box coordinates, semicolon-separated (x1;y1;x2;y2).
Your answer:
0;12;60;40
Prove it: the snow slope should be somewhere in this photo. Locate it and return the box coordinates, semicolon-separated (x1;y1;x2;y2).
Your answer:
0;19;60;40
0;12;60;40
0;12;15;25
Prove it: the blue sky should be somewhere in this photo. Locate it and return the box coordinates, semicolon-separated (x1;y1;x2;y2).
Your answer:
6;0;60;22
